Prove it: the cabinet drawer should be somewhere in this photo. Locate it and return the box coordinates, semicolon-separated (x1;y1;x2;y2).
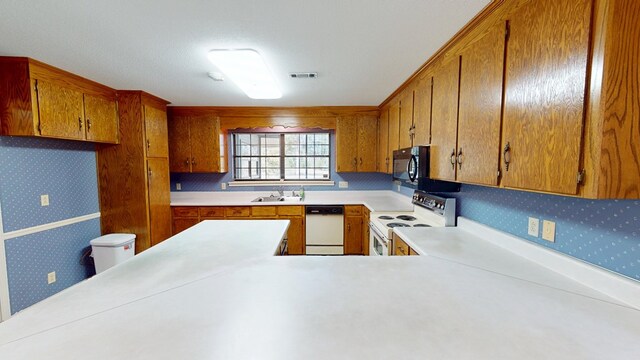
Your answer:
199;207;224;218
225;206;251;217
345;205;362;216
277;206;303;216
252;206;277;217
394;237;410;256
172;207;198;218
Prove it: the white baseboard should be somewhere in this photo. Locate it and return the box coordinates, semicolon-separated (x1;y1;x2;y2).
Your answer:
457;217;640;310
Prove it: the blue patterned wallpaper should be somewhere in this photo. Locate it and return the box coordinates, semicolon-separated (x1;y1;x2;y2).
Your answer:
0;136;101;314
0;136;99;232
172;132;392;191
397;183;640;281
4;219;101;314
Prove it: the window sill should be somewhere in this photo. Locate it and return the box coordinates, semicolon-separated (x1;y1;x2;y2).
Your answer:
228;180;335;187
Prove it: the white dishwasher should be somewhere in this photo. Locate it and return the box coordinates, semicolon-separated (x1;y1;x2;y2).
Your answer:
305;205;344;255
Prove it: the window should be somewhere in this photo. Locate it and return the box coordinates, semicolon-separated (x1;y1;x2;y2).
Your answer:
233;132;330;180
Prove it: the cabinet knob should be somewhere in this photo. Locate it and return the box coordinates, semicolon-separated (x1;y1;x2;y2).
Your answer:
359;157;363;166
450;149;457;169
185;158;190;166
78;117;83;131
191;157;196;166
503;142;511;171
146;139;151;150
457;148;463;169
86;118;92;131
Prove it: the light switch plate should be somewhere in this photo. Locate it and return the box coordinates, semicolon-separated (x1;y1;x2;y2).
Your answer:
40;194;49;207
542;220;556;242
528;217;539;237
339;181;348;188
221;183;227;190
47;271;56;284
176;183;181;191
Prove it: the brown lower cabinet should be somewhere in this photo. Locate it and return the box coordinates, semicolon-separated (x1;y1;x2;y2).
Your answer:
392;233;418;256
171;205;305;255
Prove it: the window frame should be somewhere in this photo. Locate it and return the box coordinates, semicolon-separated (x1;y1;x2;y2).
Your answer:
232;131;331;182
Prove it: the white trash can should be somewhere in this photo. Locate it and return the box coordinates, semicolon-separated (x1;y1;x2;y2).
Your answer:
90;233;136;274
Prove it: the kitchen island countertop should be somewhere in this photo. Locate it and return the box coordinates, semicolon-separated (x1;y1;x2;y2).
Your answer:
1;220;639;359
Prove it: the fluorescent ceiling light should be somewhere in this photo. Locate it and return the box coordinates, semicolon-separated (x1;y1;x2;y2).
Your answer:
207;49;282;99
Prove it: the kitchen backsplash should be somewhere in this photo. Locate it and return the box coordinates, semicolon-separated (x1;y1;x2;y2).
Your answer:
171;132;392;192
396;183;640;281
0;136;100;314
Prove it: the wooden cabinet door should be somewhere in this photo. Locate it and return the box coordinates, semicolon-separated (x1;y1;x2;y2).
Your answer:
501;0;591;194
173;218;199;235
190;115;220;172
457;22;506;185
344;215;363;255
377;108;390;173
168;114;192;172
430;57;461;181
388;102;400;165
36;80;85;140
399;90;414;149
147;158;171;246
144;105;169;158
284;216;305;255
84;94;118;143
357;115;377;172
336;116;358;172
413;77;432;146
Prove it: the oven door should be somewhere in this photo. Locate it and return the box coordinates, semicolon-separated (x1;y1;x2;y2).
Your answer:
369;222;389;256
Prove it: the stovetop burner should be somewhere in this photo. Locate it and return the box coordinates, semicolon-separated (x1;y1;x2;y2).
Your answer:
378;215;394;220
413;224;431;227
387;222;411;228
396;215;417;221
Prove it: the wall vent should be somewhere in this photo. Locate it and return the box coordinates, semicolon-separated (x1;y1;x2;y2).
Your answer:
290;72;318;79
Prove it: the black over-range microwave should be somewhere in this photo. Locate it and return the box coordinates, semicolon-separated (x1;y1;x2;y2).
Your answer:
393;146;460;192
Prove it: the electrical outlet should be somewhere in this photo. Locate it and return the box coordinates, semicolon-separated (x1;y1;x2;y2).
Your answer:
47;271;56;284
339;181;348;188
528;217;539;237
221;183;227;190
542;220;556;242
176;183;181;191
40;194;49;206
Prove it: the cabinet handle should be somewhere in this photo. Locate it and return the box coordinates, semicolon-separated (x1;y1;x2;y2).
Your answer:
86;118;91;131
353;158;357;168
78;117;83;131
146;139;151;150
503;142;511;171
450;149;456;169
185;158;190;166
191;157;196;166
148;167;152;180
359;157;362;166
347;223;351;231
457;148;463;169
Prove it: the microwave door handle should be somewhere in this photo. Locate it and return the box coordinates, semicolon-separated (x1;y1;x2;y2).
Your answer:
408;155;418;182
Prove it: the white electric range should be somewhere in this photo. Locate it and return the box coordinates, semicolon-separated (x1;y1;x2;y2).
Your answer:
369;190;456;256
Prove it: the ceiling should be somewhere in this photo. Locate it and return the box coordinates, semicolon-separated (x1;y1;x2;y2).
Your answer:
0;0;489;106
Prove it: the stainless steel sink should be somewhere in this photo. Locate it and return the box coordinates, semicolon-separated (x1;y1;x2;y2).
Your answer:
251;195;302;203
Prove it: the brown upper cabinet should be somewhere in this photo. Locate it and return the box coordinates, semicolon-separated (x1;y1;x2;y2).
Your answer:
429;56;461;182
377;107;390;173
0;57;118;143
387;102;400;166
168;112;227;173
412;76;432;146
398;89;414;149
336;115;377;172
455;21;506;186
500;0;592;195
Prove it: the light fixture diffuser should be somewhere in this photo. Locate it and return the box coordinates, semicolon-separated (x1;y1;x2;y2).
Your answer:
207;49;282;99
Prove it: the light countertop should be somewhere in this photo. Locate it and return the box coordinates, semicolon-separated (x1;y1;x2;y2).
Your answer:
1;220;639;359
170;190;415;212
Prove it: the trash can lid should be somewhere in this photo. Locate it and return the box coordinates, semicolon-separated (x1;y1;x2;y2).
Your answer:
90;233;136;247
